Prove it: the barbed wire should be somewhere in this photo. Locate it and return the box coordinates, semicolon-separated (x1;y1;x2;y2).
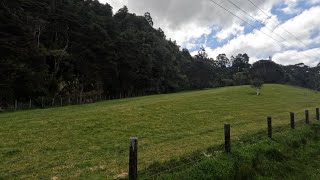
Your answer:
140;156;207;179
137;107;319;178
2;106;319;178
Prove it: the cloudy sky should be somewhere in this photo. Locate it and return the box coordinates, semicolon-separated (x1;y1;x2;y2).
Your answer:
99;0;320;66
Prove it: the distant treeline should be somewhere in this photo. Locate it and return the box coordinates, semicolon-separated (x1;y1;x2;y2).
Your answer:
1;0;320;108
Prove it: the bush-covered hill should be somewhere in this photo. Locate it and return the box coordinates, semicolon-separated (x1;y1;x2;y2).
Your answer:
1;0;320;108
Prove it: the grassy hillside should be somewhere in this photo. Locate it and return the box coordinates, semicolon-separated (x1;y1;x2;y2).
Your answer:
0;84;320;179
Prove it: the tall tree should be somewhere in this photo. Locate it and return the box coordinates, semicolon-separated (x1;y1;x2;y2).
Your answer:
250;60;285;83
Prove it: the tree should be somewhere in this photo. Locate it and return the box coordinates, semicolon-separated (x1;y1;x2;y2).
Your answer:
251;78;264;95
114;6;128;20
184;47;217;89
233;72;249;85
231;53;250;73
144;12;153;27
195;46;208;60
1;0;319;109
250;60;285;83
216;54;231;68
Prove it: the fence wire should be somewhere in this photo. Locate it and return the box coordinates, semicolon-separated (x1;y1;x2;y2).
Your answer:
1;107;319;179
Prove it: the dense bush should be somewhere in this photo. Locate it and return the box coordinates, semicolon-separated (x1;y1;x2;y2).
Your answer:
1;0;320;107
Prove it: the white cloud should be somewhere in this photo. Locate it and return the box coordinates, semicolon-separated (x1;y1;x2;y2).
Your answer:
308;0;320;5
273;48;320;66
281;0;302;14
101;0;320;66
204;6;320;66
99;0;128;12
216;23;244;40
123;0;279;48
158;21;212;48
279;6;320;46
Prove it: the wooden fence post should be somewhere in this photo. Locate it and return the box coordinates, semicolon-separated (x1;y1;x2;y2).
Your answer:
60;97;63;106
267;116;272;139
41;97;44;108
224;123;231;153
316;108;319;121
305;110;309;125
68;97;71;105
29;99;32;109
290;112;295;129
129;137;138;180
52;98;55;107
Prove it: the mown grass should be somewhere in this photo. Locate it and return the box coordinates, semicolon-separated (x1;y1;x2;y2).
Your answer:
152;124;320;180
0;84;319;179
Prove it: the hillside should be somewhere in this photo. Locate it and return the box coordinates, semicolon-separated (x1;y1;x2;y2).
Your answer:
1;0;320;109
0;84;320;179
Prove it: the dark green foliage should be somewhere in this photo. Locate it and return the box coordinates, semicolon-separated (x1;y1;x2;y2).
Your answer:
250;60;285;83
233;72;249;85
184;50;217;89
1;0;320;108
231;53;250;73
0;0;192;104
284;63;320;91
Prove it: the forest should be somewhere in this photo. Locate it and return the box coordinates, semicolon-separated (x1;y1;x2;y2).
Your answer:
1;0;320;108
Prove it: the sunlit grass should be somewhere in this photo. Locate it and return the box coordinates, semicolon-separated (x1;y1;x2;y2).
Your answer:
0;84;319;179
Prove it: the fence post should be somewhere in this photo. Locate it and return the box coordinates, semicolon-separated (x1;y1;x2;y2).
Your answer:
60;97;63;106
68;97;71;105
267;116;272;139
290;112;295;129
316;108;319;121
305;110;309;125
29;99;32;109
129;137;138;180
52;98;55;107
41;97;44;108
224;123;231;153
15;100;18;111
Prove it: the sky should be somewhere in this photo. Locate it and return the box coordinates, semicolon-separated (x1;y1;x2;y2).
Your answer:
99;0;320;66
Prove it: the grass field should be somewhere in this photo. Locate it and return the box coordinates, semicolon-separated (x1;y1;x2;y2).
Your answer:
1;84;320;179
153;124;320;179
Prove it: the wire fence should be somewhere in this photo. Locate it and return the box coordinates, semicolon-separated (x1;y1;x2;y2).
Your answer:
1;107;319;179
140;156;205;179
0;92;148;112
132;107;320;180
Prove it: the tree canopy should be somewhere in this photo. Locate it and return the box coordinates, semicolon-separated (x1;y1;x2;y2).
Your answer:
0;0;319;107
